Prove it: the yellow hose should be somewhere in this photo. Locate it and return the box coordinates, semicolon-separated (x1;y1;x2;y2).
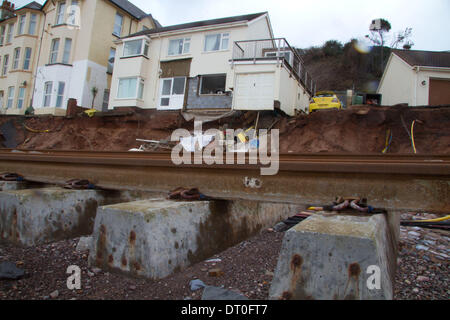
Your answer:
408;215;450;223
24;124;50;133
411;120;417;154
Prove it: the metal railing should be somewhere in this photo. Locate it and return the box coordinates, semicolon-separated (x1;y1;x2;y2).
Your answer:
231;38;315;94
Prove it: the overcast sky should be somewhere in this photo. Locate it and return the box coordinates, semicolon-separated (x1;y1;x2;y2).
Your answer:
16;0;450;51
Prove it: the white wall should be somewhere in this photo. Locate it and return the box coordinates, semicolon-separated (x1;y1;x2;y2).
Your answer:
414;68;450;106
377;54;414;106
110;16;274;110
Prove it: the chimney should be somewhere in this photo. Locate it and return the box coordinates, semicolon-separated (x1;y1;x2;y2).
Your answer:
0;0;15;20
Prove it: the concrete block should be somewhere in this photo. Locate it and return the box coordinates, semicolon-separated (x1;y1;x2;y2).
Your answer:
0;188;164;247
90;199;301;279
269;213;397;300
0;188;107;246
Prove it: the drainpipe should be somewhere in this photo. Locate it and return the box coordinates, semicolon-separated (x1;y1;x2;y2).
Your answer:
31;10;47;109
414;66;419;107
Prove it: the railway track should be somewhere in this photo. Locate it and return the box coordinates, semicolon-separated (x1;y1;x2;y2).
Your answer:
0;149;449;212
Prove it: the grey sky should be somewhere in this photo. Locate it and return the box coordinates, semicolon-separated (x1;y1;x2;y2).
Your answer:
15;0;450;51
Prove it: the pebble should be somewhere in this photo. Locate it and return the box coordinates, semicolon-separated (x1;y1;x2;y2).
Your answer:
417;276;430;282
412;288;419;293
129;285;136;291
92;267;102;274
415;245;429;251
50;290;59;299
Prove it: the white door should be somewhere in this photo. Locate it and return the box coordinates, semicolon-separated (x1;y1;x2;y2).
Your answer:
158;77;186;110
234;73;275;110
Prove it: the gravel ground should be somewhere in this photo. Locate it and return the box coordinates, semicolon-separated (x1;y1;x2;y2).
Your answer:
0;222;448;300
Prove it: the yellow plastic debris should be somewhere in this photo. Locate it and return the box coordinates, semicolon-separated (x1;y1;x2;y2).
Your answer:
84;109;97;118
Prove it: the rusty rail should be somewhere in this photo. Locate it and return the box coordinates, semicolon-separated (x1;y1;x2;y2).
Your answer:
0;149;449;212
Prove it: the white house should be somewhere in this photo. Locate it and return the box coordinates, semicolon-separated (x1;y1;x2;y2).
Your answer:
377;49;450;106
108;12;315;116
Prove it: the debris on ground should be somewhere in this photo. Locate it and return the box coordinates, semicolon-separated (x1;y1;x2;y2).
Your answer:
0;262;25;280
1;106;449;154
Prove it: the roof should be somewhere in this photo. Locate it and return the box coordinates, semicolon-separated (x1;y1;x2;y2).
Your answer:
17;1;42;10
124;12;268;39
108;0;147;20
38;0;156;22
393;49;450;68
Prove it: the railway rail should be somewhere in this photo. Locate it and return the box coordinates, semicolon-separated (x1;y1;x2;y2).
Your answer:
0;149;449;212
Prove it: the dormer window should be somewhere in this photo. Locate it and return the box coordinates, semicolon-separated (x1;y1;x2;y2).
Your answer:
122;39;149;58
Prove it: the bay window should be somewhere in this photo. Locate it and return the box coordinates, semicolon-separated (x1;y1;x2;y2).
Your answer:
56;82;65;107
17;87;25;109
62;38;72;64
123;39;149;57
43;82;52;107
29;14;37;35
23;48;32;70
18;15;26;35
117;77;144;99
12;48;20;70
2;54;9;75
56;2;66;25
6;24;13;43
49;38;60;64
7;87;14;109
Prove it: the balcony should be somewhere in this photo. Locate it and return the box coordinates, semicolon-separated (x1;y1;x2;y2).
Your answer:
231;38;315;94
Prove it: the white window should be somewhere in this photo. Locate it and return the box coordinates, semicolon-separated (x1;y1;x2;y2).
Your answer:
56;2;66;25
113;13;123;37
200;74;226;95
50;39;60;64
29;14;37;35
23;47;32;70
43;82;52;107
56;82;65;107
117;77;144;99
7;87;14;109
204;33;229;52
17;87;25;109
18;15;26;35
62;38;72;64
67;0;79;25
2;54;9;75
0;26;5;45
6;24;13;43
107;47;116;73
123;39;149;57
168;38;190;56
158;77;186;109
12;47;20;70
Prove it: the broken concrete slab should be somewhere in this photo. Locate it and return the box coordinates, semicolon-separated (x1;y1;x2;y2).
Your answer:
89;199;301;279
269;213;398;300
